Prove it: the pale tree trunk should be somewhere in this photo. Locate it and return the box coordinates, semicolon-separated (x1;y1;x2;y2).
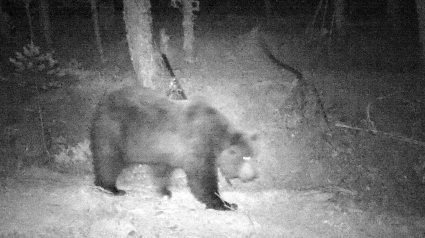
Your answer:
123;0;156;88
334;0;346;34
39;0;52;50
415;0;425;66
387;0;401;32
89;0;105;63
0;0;10;41
160;28;170;56
170;0;199;63
181;0;199;63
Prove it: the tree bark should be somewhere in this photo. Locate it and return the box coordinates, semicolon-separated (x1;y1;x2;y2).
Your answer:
415;0;425;66
181;0;198;63
0;0;11;41
23;0;34;43
334;0;346;34
39;0;52;49
123;0;155;88
89;0;105;63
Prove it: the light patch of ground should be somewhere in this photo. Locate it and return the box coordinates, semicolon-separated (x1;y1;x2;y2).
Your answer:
1;167;424;238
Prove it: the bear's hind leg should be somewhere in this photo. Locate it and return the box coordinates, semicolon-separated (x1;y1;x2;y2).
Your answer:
185;160;237;211
151;164;174;197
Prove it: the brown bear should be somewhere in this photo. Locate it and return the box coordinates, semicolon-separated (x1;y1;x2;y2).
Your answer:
90;86;258;210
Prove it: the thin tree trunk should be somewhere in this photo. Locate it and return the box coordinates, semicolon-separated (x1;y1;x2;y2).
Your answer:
24;1;34;43
182;0;198;63
0;0;11;41
334;0;346;34
39;0;52;50
123;0;155;88
306;0;323;35
0;0;10;41
89;0;105;63
415;0;425;66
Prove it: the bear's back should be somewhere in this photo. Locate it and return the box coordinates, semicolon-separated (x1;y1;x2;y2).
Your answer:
107;86;229;135
102;86;232;165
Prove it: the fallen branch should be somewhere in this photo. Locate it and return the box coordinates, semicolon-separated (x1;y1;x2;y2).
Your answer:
335;122;425;147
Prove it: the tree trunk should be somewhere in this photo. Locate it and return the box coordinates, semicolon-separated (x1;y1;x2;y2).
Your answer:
415;0;425;66
182;0;198;63
334;0;346;34
24;1;34;43
39;0;52;50
0;0;11;41
89;0;105;63
123;0;155;88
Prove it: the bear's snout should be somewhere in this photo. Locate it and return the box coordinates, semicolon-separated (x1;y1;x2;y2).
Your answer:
238;161;258;182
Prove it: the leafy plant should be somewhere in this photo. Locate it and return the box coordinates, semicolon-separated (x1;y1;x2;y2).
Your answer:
9;42;62;91
7;42;64;165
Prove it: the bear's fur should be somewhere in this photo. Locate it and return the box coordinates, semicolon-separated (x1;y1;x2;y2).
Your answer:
90;86;258;210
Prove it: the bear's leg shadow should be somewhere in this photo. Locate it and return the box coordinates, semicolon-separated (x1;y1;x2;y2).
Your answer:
151;163;174;197
93;144;126;195
184;156;237;211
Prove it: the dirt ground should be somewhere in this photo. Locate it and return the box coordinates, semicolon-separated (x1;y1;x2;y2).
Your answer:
1;5;425;238
1;166;424;238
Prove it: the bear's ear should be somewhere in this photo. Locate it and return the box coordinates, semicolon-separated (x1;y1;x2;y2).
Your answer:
229;132;243;145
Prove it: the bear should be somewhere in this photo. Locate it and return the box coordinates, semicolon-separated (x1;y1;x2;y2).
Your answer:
90;86;259;211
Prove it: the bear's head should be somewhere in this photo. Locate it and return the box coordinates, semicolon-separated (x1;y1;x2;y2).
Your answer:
218;132;259;183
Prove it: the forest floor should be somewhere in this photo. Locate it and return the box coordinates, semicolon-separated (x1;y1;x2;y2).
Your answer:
1;7;425;238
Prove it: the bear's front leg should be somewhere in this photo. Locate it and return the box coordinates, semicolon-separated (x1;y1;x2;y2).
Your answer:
92;144;126;196
185;163;237;211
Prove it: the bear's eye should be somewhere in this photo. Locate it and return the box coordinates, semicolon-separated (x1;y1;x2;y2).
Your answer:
249;133;259;141
243;156;251;161
229;149;237;155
